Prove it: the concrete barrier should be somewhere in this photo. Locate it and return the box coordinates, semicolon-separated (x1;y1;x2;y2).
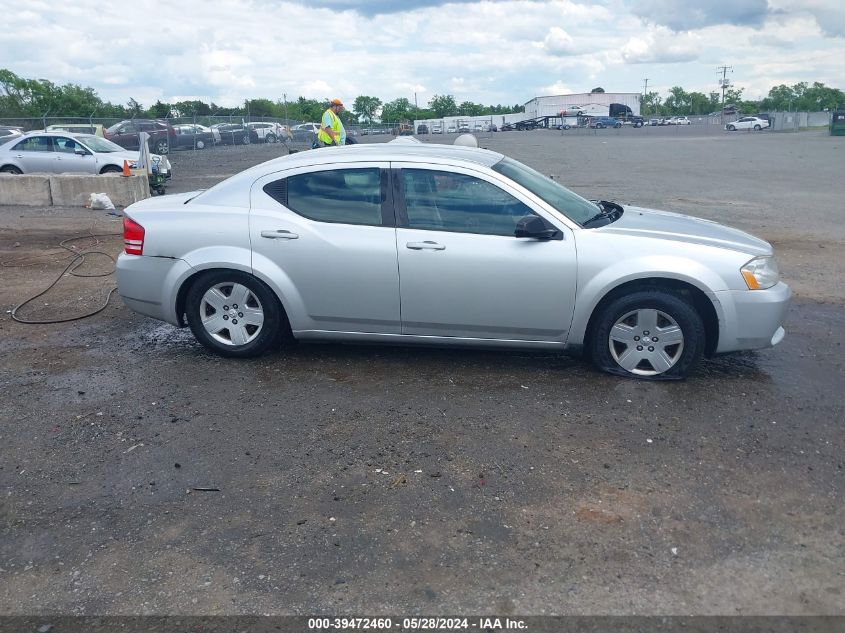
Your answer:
0;173;150;207
48;174;149;207
0;174;53;206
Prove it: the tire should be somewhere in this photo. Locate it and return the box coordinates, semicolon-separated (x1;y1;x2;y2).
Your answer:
1;165;23;174
154;138;169;154
265;134;276;144
241;135;250;145
195;139;206;149
100;165;122;174
753;125;761;131
614;123;622;128
727;125;736;131
186;270;283;358
596;123;604;129
589;290;705;380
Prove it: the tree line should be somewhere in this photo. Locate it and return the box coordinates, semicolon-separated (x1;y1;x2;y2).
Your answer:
1;69;841;124
0;69;523;124
641;82;844;116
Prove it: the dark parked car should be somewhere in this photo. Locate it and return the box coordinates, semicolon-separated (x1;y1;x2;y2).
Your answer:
588;117;622;129
104;120;177;154
417;124;429;134
211;123;257;145
171;124;216;149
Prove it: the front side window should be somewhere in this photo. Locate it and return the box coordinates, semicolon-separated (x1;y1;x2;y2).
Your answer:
266;167;384;226
55;137;81;153
14;137;53;152
402;169;535;237
492;156;599;225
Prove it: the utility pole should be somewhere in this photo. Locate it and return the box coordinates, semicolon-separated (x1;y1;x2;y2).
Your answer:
718;65;733;110
642;78;649;114
283;93;288;127
414;92;418;109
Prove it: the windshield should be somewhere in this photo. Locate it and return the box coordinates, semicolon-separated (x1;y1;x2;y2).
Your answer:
492;157;599;225
77;135;126;153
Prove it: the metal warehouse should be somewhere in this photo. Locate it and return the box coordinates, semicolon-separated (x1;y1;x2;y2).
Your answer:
524;92;642;118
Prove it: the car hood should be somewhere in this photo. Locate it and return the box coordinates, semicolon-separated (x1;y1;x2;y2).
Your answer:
598;206;772;256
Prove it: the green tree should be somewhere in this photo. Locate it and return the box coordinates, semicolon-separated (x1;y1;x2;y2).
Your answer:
641;91;662;115
126;98;144;117
428;94;457;118
352;95;382;124
591;87;605;93
245;98;278;118
380;97;413;123
147;100;171;119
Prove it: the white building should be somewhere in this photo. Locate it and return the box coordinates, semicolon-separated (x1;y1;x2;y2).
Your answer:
524;92;641;118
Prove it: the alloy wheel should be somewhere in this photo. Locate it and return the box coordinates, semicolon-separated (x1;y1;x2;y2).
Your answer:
199;282;265;346
608;308;685;376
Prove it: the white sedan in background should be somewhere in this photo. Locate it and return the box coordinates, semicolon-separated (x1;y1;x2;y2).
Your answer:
0;131;169;175
726;117;770;131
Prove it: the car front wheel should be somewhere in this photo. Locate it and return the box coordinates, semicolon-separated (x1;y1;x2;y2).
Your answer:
590;290;705;379
727;125;736;131
186;271;283;358
1;165;23;174
154;139;169;154
753;125;761;131
265;134;276;143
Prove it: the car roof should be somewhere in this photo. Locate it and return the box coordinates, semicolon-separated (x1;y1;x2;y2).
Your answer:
195;143;506;206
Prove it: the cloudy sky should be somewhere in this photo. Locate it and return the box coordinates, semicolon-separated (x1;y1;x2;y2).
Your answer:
2;0;843;108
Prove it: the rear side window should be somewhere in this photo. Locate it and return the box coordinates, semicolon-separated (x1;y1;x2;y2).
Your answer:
264;168;384;226
14;137;53;152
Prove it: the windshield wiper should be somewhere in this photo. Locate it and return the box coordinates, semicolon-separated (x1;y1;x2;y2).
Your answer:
582;200;622;227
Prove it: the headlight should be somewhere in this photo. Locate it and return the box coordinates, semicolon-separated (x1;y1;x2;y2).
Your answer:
741;256;779;290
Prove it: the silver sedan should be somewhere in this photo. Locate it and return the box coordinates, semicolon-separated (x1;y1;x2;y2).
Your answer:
116;143;789;379
0;131;168;175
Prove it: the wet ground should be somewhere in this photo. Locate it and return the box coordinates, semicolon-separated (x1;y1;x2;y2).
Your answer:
0;128;843;616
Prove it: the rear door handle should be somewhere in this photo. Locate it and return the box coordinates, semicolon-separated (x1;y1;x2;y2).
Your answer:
406;241;445;251
261;230;299;240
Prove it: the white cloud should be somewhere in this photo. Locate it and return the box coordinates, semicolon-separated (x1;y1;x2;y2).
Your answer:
0;0;841;111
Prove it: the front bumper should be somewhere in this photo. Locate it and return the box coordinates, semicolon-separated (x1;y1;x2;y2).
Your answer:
713;281;791;353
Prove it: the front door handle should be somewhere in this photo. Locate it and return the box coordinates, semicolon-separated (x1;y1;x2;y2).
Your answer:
261;230;299;240
406;241;445;251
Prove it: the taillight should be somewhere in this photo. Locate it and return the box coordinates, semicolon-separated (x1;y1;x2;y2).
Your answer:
123;216;145;255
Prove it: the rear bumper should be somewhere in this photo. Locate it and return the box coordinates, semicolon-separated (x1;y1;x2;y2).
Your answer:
116;254;192;326
713;282;791;353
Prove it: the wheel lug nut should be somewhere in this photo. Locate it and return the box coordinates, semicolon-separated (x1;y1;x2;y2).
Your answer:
652;337;658;342
232;319;238;324
643;330;650;336
223;315;229;320
634;336;640;341
648;346;654;352
636;345;643;351
238;312;243;317
223;305;229;310
233;304;238;309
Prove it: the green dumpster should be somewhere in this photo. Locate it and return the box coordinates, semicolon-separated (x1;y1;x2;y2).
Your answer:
831;111;845;136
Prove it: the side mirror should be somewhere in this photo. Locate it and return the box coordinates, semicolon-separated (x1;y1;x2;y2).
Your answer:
74;148;86;155
515;215;559;240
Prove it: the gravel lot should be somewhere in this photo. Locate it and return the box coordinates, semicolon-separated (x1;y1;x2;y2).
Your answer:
1;127;843;617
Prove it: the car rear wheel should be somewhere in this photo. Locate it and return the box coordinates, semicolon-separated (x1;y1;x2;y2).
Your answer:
100;165;122;174
596;123;604;129
186;271;283;358
753;125;761;131
590;290;705;380
1;165;22;174
241;135;250;145
727;125;736;131
265;134;276;143
195;139;206;149
154;138;169;154
614;123;622;128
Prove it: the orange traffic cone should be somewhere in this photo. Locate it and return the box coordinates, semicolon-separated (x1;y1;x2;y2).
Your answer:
122;160;130;177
